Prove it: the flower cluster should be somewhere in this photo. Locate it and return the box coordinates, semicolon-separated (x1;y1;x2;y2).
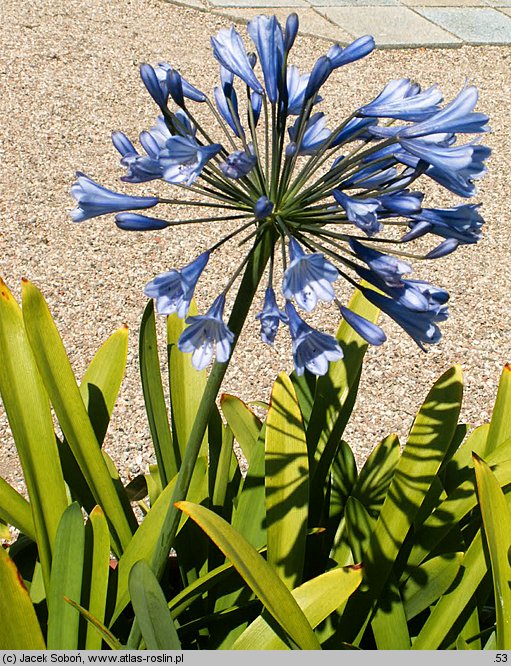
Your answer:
71;14;489;376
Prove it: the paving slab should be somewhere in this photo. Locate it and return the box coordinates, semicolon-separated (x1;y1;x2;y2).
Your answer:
484;0;511;7
415;6;511;42
314;5;462;45
308;0;399;6
402;0;487;5
207;0;309;7
214;6;354;41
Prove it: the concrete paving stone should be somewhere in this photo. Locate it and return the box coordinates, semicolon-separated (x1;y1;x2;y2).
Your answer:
215;7;354;41
499;7;511;14
415;7;511;43
484;0;511;7
171;0;205;7
402;0;487;6
314;6;463;46
207;0;308;7
308;0;399;6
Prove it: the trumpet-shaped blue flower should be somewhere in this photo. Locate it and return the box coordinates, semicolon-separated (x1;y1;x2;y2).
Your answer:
340;305;386;346
333;189;382;236
256;287;288;345
286;302;343;376
284;13;299;52
215;67;244;138
327;35;375;69
159;135;222;185
178;294;235;370
377;190;424;215
349;239;411;288
397;86;489;139
154;63;207;103
211;27;263;94
145;251;209;318
358;78;442;121
405;204;484;244
288;113;330;155
247;15;284;104
282;238;338;312
362;287;447;350
70;172;158;222
331;117;377;146
140;64;168;109
220;150;256;179
286;66;322;116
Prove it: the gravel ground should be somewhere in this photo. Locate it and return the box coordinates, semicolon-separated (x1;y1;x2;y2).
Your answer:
1;0;510;494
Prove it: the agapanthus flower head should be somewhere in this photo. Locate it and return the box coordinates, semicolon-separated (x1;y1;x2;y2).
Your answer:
71;13;490;374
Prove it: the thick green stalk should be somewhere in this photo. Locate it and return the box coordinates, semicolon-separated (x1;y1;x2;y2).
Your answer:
150;226;276;580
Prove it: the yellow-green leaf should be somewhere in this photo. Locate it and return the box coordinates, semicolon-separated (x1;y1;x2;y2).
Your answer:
484;364;511;457
0;477;35;540
265;372;309;589
0;546;46;649
21;279;133;554
232;565;363;649
85;507;111;650
176;501;321;650
474;453;511;649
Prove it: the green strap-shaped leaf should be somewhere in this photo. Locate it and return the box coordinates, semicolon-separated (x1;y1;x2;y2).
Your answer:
306;288;379;468
221;393;262;468
340;364;464;644
65;598;123;650
401;552;463;621
139;300;176;486
412;530;486;649
351;433;400;516
111;474;177;625
129;560;181;649
474;453;511;649
443;422;489;493
47;503;85;649
0;279;68;590
85;507;111;650
408;436;511;569
232;565;363;650
0;546;46;649
176;501;321;650
484;364;511;458
80;326;128;446
345;496;375;564
0;477;35;540
265;372;309;589
21;280;133;553
231;425;267;550
371;579;410;650
167;305;207;459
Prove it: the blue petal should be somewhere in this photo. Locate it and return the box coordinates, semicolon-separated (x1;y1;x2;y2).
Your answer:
247;15;284;104
340;306;386;345
211;27;263;94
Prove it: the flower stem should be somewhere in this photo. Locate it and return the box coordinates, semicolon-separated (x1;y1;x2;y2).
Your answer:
150;225;276;581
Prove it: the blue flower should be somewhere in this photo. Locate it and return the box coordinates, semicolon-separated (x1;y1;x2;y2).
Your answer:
288;113;331;155
254;196;274;220
144;251;209;318
396;86;489;139
178;294;235;370
327;35;375;69
405;204;483;244
282;238;338;312
377;190;424;215
214;66;244;138
140;64;168;109
284;13;299;52
333;189;382;236
220;150;256;179
154;63;207;103
159;135;222;185
349;239;411;288
247;15;284;104
358;78;442;121
340;305;386;346
304;56;332;101
256;287;288;345
211;27;263;94
285;66;323;116
115;213;171;231
362;287;447;350
286;302;343;376
331;117;377;146
70;172;158;222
